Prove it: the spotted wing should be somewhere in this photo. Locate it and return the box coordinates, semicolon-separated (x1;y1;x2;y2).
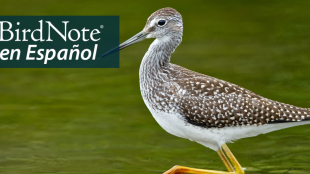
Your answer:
174;76;310;128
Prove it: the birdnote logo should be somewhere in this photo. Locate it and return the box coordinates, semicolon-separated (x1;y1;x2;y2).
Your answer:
0;16;119;68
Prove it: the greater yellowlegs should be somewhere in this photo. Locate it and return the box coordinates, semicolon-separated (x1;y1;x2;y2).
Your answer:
102;7;310;174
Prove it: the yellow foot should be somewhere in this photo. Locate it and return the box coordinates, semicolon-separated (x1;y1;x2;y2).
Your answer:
163;165;233;174
163;144;245;174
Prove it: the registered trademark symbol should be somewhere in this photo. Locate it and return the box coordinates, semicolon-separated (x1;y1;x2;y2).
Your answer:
100;25;104;29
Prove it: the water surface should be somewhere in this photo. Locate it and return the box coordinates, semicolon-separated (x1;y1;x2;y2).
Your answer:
1;1;310;173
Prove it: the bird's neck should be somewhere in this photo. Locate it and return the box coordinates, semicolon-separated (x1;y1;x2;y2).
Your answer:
140;34;182;75
139;34;182;109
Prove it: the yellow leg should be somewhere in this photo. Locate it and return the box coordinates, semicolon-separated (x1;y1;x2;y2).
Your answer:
217;150;234;172
163;144;244;174
222;144;244;174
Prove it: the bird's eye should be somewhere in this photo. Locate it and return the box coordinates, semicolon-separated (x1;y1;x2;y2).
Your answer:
157;20;166;26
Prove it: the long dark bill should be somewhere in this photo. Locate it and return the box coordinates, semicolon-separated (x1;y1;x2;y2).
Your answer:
101;31;149;58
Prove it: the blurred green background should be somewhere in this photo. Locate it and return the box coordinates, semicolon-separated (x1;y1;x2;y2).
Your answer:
1;0;310;173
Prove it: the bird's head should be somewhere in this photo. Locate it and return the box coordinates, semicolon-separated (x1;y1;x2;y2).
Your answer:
101;7;183;57
143;7;183;39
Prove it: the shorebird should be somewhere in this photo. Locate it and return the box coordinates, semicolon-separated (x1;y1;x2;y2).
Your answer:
102;7;310;174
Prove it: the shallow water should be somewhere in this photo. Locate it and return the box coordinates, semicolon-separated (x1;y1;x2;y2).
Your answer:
1;1;310;173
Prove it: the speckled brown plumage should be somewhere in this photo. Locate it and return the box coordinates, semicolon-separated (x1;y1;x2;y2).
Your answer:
170;65;310;128
142;62;310;129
